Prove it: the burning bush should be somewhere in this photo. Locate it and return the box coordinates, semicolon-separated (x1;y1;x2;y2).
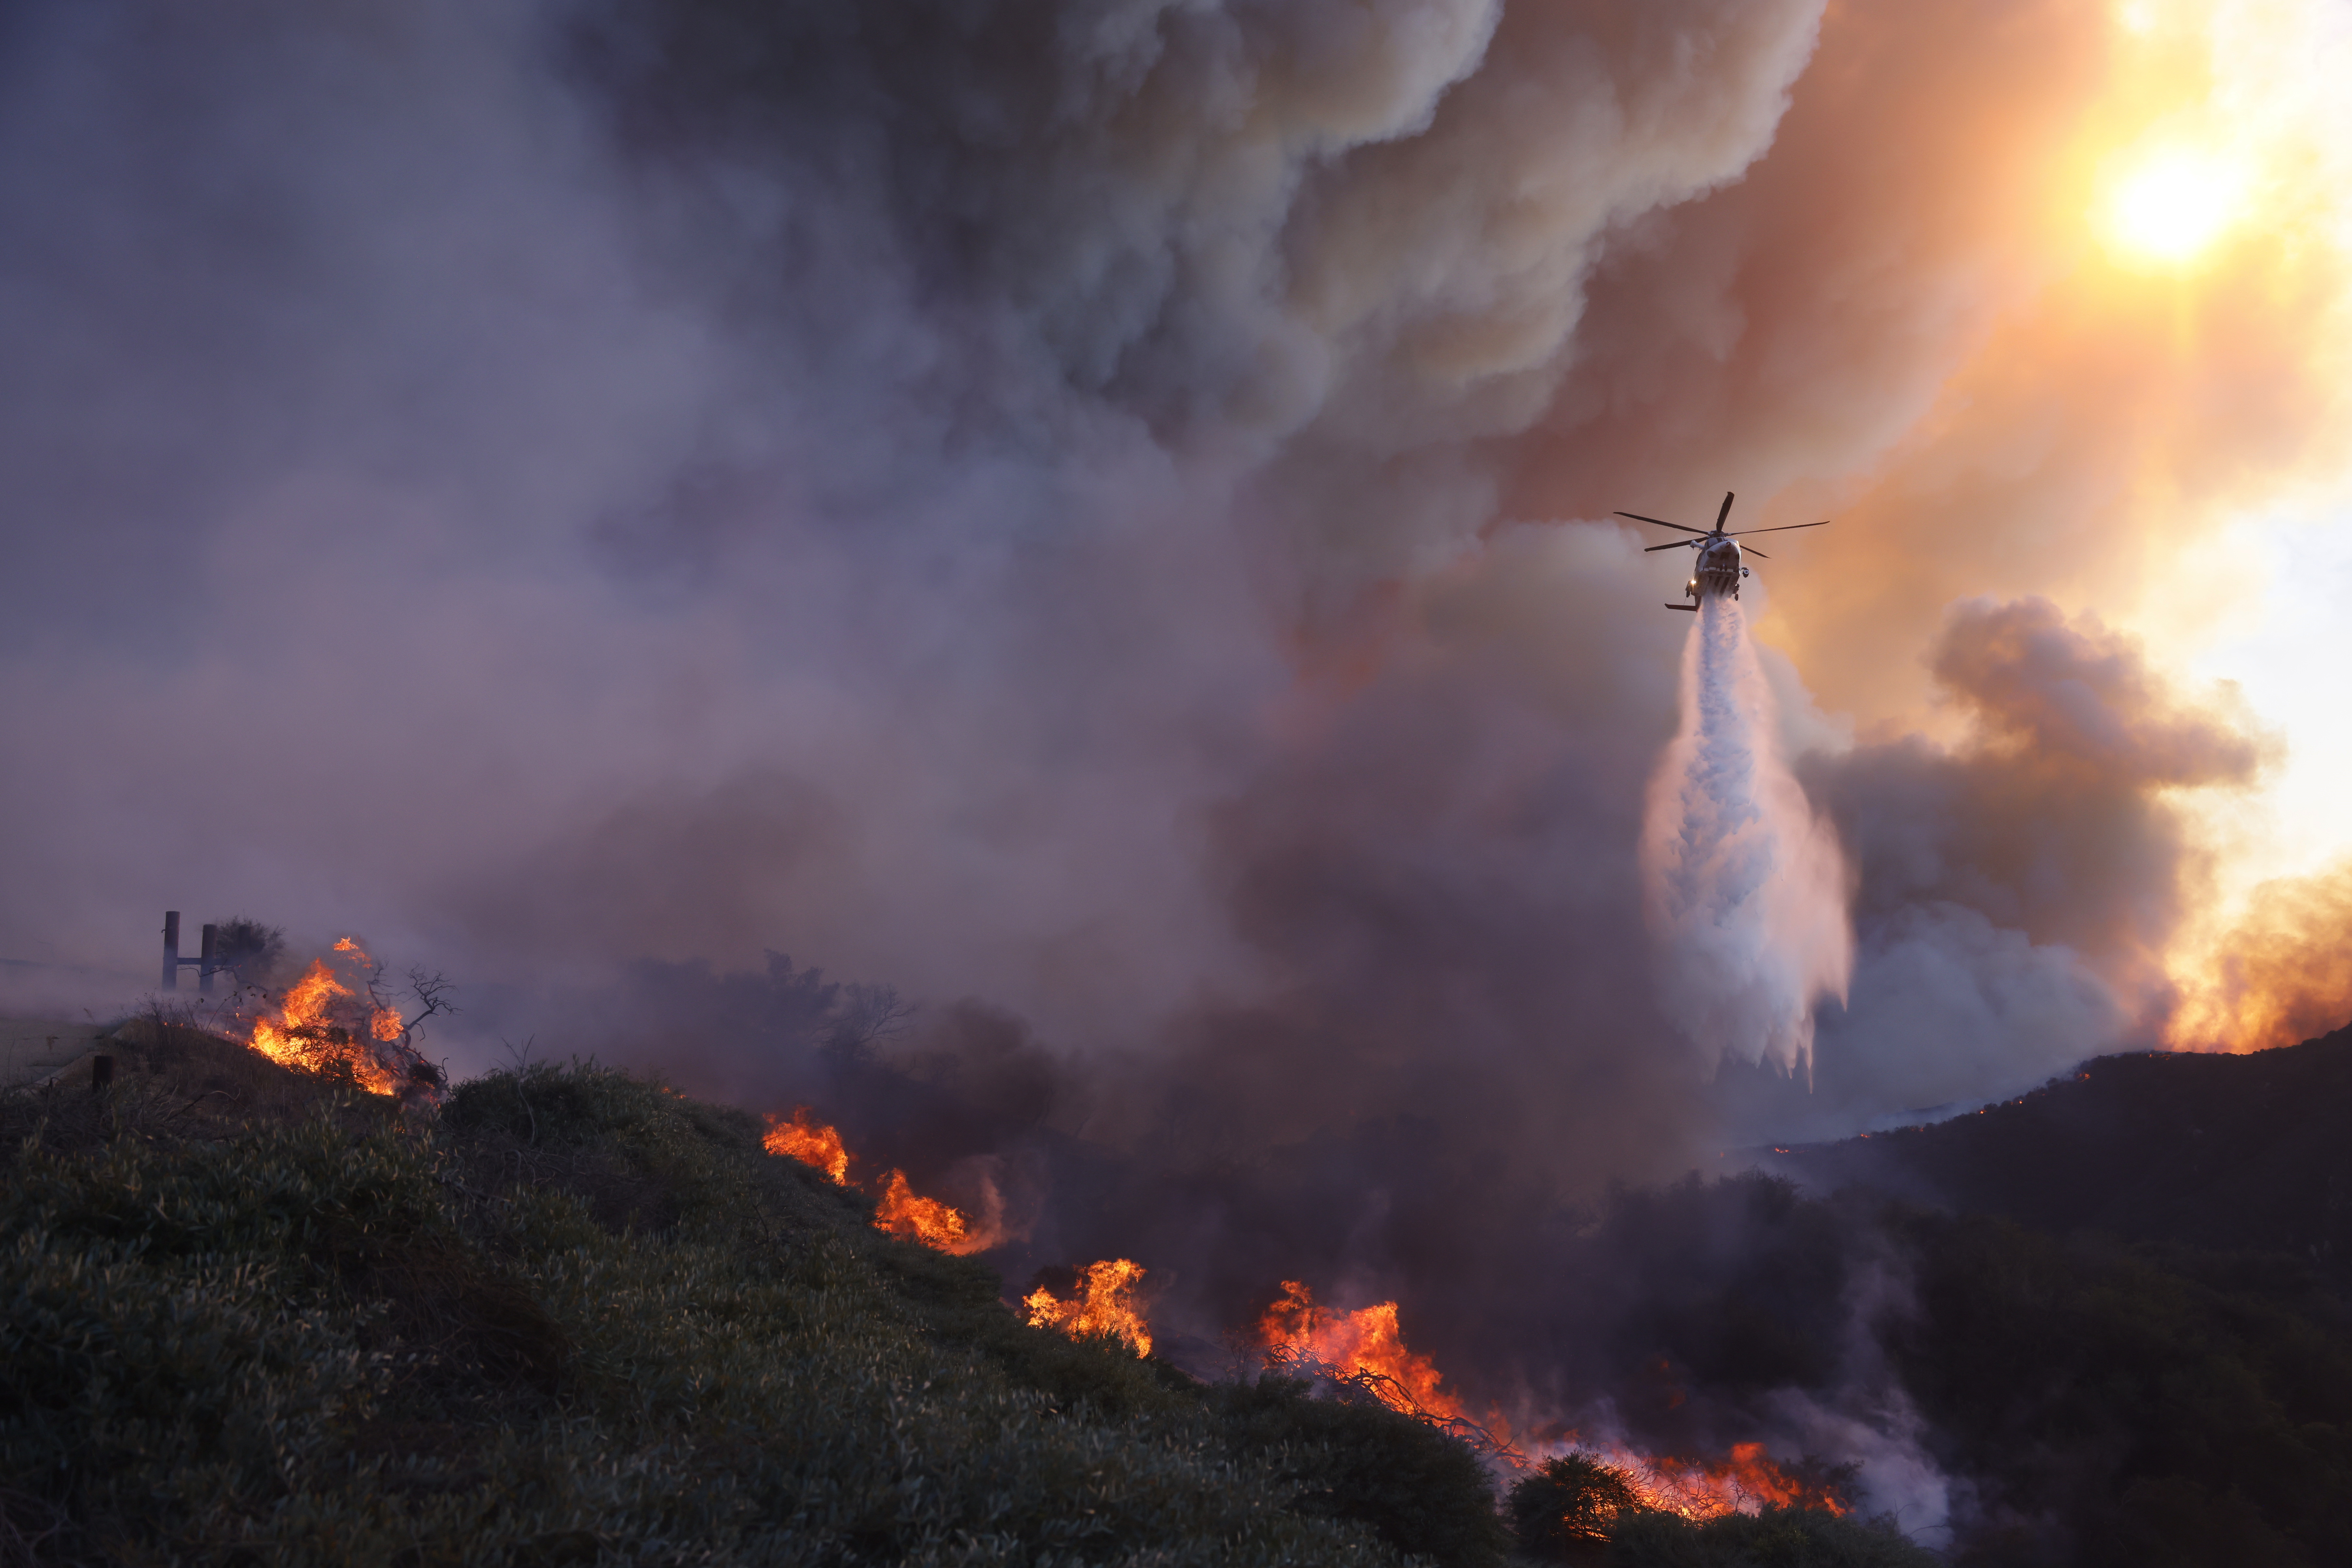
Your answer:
247;956;405;1090
758;1107;1012;1255
762;1105;849;1182
1257;1279;1461;1420
1509;1453;1649;1562
1024;1258;1152;1356
1508;1452;1925;1566
872;1167;971;1248
239;939;448;1104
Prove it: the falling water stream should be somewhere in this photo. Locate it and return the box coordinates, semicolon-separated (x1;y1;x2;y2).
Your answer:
1641;594;1853;1076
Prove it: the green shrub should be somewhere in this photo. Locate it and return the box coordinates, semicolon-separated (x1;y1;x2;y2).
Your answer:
1510;1452;1648;1562
1212;1376;1510;1568
2;1063;1452;1567
1889;1209;2352;1568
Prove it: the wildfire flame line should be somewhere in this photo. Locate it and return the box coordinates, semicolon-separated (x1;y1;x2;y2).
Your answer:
873;1169;969;1250
1257;1280;1460;1420
761;1114;1148;1352
1544;1438;1851;1521
761;1108;1004;1256
759;1129;1855;1515
1024;1259;1153;1357
1255;1281;1838;1521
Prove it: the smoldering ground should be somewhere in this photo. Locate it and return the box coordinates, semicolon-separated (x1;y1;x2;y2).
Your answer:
0;0;2339;1534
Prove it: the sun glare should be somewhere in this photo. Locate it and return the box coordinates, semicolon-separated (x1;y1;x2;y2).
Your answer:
2103;145;2245;263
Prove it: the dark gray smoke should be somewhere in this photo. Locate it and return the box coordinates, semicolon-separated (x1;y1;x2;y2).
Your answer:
0;0;2294;1525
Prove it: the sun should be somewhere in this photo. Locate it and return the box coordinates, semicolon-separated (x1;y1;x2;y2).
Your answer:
2102;144;2247;264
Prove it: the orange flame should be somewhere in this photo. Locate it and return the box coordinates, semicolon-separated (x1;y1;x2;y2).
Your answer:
245;953;407;1095
756;1112;1009;1255
1257;1280;1461;1420
1251;1287;1843;1521
1549;1436;1851;1521
873;1168;971;1251
1025;1259;1153;1357
763;1108;850;1183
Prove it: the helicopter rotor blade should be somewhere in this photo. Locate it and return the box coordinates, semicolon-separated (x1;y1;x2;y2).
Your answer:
1615;510;1709;535
1724;520;1830;537
1743;548;1768;560
1715;492;1736;530
1643;539;1698;552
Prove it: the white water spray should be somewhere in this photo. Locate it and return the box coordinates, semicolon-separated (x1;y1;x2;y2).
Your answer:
1642;595;1852;1075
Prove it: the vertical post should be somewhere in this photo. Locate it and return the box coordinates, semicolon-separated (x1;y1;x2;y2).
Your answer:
92;1055;114;1094
161;911;181;991
198;923;219;995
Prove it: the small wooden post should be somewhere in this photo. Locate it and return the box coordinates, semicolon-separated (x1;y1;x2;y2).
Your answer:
198;922;219;995
92;1055;114;1094
161;911;181;991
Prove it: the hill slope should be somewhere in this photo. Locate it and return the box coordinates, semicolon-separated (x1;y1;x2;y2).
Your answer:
1764;1022;2352;1266
2;1022;1514;1567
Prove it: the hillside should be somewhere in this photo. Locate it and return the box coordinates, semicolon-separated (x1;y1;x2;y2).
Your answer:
42;1005;2352;1565
1;1020;1513;1567
1761;1022;2352;1268
2;1019;1945;1568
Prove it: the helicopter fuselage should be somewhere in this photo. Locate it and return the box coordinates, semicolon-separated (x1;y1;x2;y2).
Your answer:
1683;536;1747;604
1618;491;1824;611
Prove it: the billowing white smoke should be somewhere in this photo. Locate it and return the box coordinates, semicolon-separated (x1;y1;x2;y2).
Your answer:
1643;595;1852;1073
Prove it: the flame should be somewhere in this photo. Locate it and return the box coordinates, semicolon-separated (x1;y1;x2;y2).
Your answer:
1251;1283;1840;1522
244;951;407;1095
1257;1280;1461;1420
1025;1259;1153;1357
1544;1436;1851;1521
873;1169;971;1251
763;1107;850;1183
756;1112;1010;1255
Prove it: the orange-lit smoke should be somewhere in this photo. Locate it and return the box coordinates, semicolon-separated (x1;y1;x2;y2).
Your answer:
2164;858;2352;1051
763;1107;850;1183
1024;1258;1153;1357
1490;0;2352;1058
245;945;407;1095
1257;1279;1461;1421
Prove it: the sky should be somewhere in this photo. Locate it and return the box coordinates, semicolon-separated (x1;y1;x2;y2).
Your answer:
4;0;2352;1171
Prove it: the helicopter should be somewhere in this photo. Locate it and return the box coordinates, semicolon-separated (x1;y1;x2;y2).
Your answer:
1615;491;1829;610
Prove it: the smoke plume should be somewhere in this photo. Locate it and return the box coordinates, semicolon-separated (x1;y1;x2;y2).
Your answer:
2167;857;2352;1053
3;1;2348;1538
1643;595;1851;1074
